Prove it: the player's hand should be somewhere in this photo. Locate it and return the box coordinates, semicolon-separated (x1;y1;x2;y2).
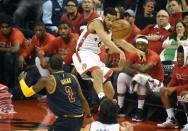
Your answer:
84;116;94;126
18;56;25;69
182;94;188;100
18;71;27;81
87;116;94;123
118;51;126;70
120;121;133;131
136;49;146;61
119;51;126;63
40;57;49;68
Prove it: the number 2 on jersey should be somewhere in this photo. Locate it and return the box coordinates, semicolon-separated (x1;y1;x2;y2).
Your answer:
65;86;76;103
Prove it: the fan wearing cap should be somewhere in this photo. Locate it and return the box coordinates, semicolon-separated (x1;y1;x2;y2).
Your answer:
116;36;164;121
124;9;141;46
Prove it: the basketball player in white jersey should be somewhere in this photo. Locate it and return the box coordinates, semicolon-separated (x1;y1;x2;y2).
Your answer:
84;98;133;131
72;7;145;100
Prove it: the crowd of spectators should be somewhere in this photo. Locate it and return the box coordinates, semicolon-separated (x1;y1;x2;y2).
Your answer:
1;0;188;130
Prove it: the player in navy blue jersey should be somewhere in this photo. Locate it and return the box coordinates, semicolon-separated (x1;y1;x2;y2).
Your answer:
18;55;93;131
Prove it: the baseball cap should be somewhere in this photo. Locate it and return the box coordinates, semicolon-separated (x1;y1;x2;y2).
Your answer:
124;9;135;17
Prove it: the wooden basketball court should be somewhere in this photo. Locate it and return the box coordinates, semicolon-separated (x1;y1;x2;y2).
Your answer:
0;99;181;131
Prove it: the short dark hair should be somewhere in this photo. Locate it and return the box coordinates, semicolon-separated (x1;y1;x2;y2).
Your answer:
58;21;70;27
177;45;184;53
0;14;13;27
34;22;46;29
103;7;117;16
49;55;63;70
98;98;119;124
169;0;181;5
144;0;156;5
183;10;188;18
67;0;78;7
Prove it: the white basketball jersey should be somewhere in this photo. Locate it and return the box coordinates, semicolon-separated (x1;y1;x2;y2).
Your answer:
90;121;120;131
76;17;111;54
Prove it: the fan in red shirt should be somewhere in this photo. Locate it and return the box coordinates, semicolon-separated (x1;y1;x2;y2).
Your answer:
0;15;26;89
157;45;188;129
115;35;164;121
39;21;78;72
167;0;183;30
79;0;100;27
141;10;171;54
61;0;82;35
124;9;141;46
20;22;56;68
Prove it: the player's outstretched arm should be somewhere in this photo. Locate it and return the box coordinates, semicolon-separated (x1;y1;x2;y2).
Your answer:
90;20;125;61
114;39;146;60
18;71;47;97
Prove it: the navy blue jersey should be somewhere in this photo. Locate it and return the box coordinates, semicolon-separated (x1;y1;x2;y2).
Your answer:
47;71;83;116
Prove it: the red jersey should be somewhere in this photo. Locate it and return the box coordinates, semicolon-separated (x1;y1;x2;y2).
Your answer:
141;24;171;54
61;13;82;34
127;49;164;82
21;32;56;59
168;63;188;94
42;33;78;64
0;27;26;54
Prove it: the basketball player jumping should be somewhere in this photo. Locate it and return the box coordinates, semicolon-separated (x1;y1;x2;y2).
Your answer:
72;7;145;101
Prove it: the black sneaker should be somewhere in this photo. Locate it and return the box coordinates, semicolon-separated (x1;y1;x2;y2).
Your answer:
118;107;126;117
132;108;144;122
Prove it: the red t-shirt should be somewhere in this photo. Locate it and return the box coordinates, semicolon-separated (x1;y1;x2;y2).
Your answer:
61;13;82;35
127;23;141;46
0;27;26;54
141;24;171;54
169;12;182;30
168;63;188;94
127;49;164;82
21;32;56;58
42;33;78;64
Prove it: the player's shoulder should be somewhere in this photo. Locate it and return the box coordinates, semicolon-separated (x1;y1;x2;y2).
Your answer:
90;17;103;26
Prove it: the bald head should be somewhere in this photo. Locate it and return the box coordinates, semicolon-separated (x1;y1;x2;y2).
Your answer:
156;10;169;28
157;10;169;17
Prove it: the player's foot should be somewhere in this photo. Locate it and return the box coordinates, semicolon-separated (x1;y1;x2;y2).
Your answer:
118;107;126;117
132;109;144;122
157;117;178;128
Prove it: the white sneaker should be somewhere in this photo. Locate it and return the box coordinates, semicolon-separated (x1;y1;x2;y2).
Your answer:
181;123;188;131
157;117;178;128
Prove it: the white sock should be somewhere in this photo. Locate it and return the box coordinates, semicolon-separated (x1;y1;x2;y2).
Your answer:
98;92;105;100
118;96;125;108
166;108;174;118
117;73;130;108
138;100;145;109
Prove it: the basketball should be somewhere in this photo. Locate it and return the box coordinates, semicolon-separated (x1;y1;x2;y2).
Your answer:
112;19;132;39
